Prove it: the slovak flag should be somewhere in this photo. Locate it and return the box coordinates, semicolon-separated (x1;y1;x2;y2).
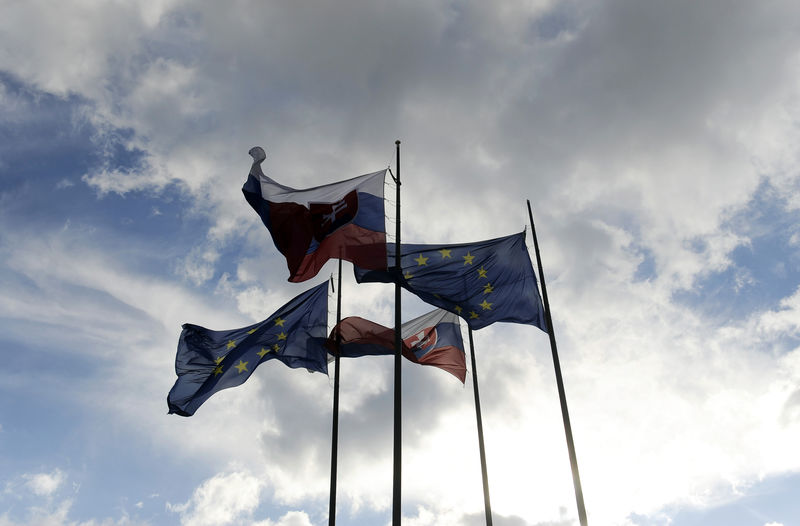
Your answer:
328;309;467;383
243;147;388;282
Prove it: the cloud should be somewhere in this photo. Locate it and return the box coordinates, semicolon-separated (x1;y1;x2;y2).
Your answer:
0;500;72;526
55;178;75;189
1;471;151;526
399;505;574;526
178;245;222;286
0;498;151;526
23;469;64;497
252;511;315;526
0;0;180;98
0;226;245;342
168;471;262;526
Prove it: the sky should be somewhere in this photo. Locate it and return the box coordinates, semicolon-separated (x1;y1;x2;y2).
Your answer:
1;1;800;525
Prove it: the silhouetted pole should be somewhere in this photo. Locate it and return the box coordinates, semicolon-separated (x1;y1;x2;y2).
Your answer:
392;140;402;525
468;327;493;526
328;258;343;526
527;200;588;526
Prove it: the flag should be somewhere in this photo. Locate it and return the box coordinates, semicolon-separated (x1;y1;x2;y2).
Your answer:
329;309;467;383
354;231;547;332
167;282;329;416
242;146;387;282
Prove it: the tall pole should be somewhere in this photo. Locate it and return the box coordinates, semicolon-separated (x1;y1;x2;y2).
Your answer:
328;258;343;526
527;200;588;526
392;140;402;525
468;327;493;526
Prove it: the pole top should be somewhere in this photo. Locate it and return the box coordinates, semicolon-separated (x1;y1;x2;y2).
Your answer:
395;140;401;145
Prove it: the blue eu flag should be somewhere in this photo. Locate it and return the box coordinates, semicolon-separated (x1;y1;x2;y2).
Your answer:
168;282;329;416
354;231;546;332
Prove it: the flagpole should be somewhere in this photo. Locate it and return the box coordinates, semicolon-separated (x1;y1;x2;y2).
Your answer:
328;258;343;526
467;327;493;526
392;140;402;525
526;200;588;526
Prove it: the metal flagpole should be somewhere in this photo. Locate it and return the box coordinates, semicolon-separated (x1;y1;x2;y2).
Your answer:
526;200;588;526
328;258;343;526
392;140;402;525
467;327;493;526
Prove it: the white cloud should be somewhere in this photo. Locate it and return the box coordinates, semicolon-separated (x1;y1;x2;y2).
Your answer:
55;178;75;190
0;500;72;526
168;471;263;526
755;286;800;337
252;511;315;526
178;245;222;286
1;471;151;526
23;469;64;497
0;0;182;98
0;498;151;526
0;227;244;340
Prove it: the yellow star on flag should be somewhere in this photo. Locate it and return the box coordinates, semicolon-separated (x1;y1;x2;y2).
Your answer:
277;332;287;341
213;366;223;376
235;360;248;373
404;271;414;280
414;254;429;266
454;305;463;314
226;340;236;350
272;343;280;352
257;348;269;358
470;311;479;319
438;248;452;259
274;317;285;327
463;252;475;265
477;266;488;278
215;356;224;365
483;283;494;294
247;328;257;334
480;299;493;310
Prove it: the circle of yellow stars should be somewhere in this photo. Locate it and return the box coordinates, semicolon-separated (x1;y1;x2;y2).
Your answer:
404;248;496;322
212;316;290;376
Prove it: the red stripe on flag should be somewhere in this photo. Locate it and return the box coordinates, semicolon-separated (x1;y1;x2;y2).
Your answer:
290;223;386;282
409;345;466;383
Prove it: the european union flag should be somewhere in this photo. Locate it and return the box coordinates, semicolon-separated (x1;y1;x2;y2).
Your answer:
354;231;546;332
167;282;329;416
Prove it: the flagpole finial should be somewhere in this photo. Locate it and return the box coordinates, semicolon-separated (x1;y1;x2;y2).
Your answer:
249;146;266;164
395;140;401;145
